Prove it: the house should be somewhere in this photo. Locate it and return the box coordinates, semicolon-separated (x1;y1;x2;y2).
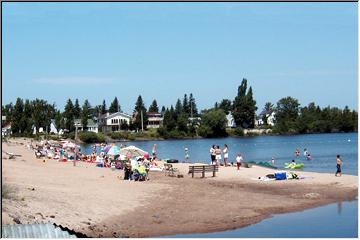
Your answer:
98;112;132;133
226;113;236;128
74;119;99;133
2;116;6;127
258;110;276;126
2;123;11;137
146;112;163;128
188;117;201;127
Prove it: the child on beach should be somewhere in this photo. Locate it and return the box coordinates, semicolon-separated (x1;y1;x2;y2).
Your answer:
184;148;190;161
210;145;216;165
236;154;243;171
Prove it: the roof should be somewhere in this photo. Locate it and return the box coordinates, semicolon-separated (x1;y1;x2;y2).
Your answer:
2;224;77;238
106;112;132;119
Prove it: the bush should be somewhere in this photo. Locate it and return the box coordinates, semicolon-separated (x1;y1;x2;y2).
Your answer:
234;127;244;136
79;132;106;143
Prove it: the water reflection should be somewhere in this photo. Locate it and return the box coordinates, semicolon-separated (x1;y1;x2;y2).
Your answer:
337;201;342;215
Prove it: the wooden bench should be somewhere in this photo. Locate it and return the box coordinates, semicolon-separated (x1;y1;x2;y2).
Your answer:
164;163;179;177
188;165;219;178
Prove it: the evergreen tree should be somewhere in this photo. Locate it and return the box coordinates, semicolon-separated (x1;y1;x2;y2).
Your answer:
73;99;81;119
23;99;33;134
162;107;176;131
101;100;107;114
148;99;159;113
109;97;120;113
175;99;183;119
133;95;148;130
189;93;198;116
81;100;91;130
182;94;190;116
63;99;75;132
31;99;53;133
232;79;257;128
161;106;166;115
12;98;24;134
54;110;62;130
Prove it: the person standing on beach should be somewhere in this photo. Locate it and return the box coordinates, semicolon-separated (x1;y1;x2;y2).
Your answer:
215;146;222;166
223;144;229;167
184;148;190;162
210;145;216;165
152;144;157;159
335;155;343;177
236;153;243;170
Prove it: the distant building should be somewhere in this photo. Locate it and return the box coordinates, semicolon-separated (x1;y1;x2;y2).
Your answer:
74;119;99;133
2;123;11;137
2;116;6;127
146;112;163;128
258;110;276;126
98;112;132;133
226;113;236;128
188;117;201;127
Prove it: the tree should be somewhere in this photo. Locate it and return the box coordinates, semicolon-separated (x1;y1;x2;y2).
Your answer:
54;110;62;130
22;99;33;134
177;113;189;133
189;93;198;116
218;99;232;115
73;99;81;119
63;99;75;132
174;99;183;119
161;106;166;115
162;107;176;131
182;94;190;116
109;97;120;113
12;98;24;134
101;100;107;114
198;109;227;137
148;99;159;113
81;99;91;130
232;79;257;128
274;96;300;133
133;95;148;130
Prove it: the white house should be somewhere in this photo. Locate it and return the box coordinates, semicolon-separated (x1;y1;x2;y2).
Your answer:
74;119;99;133
146;112;163;128
226;113;236;128
98;112;132;132
258;111;276;127
2;123;11;137
266;112;276;126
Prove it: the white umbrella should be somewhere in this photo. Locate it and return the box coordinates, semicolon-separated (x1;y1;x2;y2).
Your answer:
120;146;148;158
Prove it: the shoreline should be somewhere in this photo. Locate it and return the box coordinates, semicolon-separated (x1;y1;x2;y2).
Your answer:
2;138;358;238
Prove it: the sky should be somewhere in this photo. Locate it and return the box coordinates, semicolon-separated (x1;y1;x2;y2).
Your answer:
2;2;358;114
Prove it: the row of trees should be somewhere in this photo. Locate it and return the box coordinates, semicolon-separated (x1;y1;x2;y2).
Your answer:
2;78;357;138
273;97;357;134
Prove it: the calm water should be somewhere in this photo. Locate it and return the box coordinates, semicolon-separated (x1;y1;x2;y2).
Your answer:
163;200;358;238
81;132;358;175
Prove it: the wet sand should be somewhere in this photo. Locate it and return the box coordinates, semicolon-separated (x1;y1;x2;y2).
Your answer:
1;138;358;237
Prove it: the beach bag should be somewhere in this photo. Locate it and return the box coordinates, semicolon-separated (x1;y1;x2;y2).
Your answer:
275;172;287;180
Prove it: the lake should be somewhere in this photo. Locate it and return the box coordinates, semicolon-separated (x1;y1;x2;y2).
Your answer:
81;132;358;175
162;200;358;238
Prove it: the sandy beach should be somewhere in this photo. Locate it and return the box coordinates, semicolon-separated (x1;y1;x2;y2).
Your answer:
2;138;358;237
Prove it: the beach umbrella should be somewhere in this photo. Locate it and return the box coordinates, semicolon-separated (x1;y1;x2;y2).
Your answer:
120;146;148;158
106;145;121;155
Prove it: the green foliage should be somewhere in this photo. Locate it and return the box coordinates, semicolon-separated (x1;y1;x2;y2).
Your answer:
63;99;75;132
198;109;228;138
218;99;232;115
101;100;107;114
133;95;148;130
148;99;159;113
73;99;81;119
274;96;300;134
81;99;91;129
109;97;120;113
79;132;106;143
232;79;257;129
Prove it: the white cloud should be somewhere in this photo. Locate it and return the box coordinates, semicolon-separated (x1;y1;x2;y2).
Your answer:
33;77;114;85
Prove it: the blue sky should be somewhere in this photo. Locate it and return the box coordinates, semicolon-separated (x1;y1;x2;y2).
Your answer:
2;3;358;114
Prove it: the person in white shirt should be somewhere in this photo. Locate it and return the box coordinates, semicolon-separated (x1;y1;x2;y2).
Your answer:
236;153;243;171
